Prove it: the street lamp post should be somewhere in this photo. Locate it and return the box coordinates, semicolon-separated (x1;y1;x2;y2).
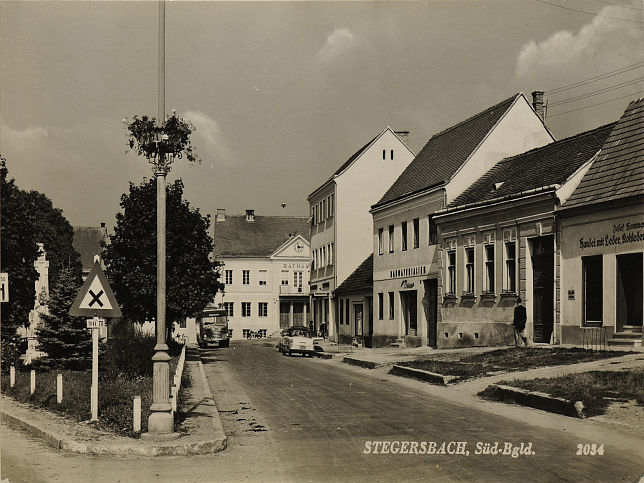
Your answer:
143;0;176;438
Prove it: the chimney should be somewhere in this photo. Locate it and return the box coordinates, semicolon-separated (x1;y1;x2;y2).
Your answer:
100;222;106;228
245;209;255;222
394;130;410;146
532;91;545;122
216;208;226;222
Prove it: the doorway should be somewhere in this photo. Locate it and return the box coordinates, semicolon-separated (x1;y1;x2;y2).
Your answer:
531;236;554;343
423;279;438;347
354;304;363;337
617;252;643;331
400;290;418;336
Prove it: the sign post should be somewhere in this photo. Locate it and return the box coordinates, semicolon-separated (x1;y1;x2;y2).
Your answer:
0;273;9;302
69;259;121;422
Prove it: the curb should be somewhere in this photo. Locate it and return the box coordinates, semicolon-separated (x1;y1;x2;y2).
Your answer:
343;357;385;369
315;352;334;359
1;360;227;456
484;383;585;418
389;364;457;385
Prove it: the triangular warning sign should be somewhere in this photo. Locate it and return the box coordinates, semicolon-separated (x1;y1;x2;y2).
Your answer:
69;261;122;318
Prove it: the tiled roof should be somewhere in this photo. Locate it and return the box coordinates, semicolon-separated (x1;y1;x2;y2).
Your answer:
213;215;310;258
564;98;644;209
449;122;616;208
73;226;108;271
334;254;373;294
375;94;519;207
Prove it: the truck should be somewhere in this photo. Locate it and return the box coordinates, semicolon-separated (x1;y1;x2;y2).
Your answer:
196;306;230;348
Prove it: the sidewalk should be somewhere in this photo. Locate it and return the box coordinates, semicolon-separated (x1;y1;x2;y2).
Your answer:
1;346;227;456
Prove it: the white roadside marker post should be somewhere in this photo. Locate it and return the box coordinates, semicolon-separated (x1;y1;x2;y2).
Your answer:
30;370;36;395
57;374;63;404
10;365;15;388
133;396;142;433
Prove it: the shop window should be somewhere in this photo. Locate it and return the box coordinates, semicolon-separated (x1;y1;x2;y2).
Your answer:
401;221;408;251
378;228;384;255
225;270;233;285
242;270;250;285
242;302;251;317
224;302;234;317
617;253;643;327
583;255;603;325
388;225;394;253
413;218;419;249
389;292;395;319
447;250;456;295
465;247;475;294
504;242;516;293
484;245;495;294
378;293;383;320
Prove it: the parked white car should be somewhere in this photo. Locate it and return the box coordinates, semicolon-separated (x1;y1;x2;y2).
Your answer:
278;326;316;357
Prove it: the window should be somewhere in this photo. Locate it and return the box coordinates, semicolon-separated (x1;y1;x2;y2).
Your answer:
378;228;384;255
388;225;394;253
312;251;316;270
383;149;386;160
330;194;334;216
322;199;327;220
179;318;186;328
345;298;350;325
428;216;437;245
319;201;323;221
328;243;334;265
447;250;456;295
225;270;233;285
484;245;495;293
322;246;327;267
242;270;250;285
259;270;267;286
465;247;475;294
401;221;408;251
311;206;315;225
378;293;383;319
224;302;234;317
583;256;603;325
388;292;395;319
413;218;419;249
391;149;394;160
504;242;516;293
339;299;344;324
258;302;268;317
281;270;289;285
293;271;303;292
242;302;251;317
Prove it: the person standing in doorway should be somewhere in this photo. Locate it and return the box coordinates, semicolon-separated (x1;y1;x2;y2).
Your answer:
513;297;528;347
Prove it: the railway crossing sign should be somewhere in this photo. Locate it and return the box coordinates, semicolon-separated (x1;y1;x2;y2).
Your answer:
69;260;122;318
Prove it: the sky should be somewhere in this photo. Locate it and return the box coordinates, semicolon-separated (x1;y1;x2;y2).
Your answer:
1;0;642;229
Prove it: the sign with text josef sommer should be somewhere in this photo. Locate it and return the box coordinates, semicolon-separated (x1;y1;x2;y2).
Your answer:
0;273;8;302
69;261;122;318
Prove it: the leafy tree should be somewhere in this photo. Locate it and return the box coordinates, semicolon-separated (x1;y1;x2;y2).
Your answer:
36;267;91;369
1;157;39;366
26;190;82;287
103;178;222;340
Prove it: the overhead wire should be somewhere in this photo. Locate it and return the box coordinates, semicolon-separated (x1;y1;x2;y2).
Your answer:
547;90;644;118
546;62;644;95
533;0;644;23
548;77;644;106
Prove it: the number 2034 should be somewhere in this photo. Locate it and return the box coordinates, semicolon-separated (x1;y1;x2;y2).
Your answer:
576;443;604;456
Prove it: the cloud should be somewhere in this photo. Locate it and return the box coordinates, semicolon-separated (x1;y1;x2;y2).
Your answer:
515;5;643;78
1;120;49;149
316;28;354;62
182;110;233;163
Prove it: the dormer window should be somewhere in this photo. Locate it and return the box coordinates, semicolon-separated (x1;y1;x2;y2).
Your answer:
245;209;255;222
493;182;504;191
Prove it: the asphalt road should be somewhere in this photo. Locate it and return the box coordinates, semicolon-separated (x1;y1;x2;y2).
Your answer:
201;340;644;482
2;340;642;482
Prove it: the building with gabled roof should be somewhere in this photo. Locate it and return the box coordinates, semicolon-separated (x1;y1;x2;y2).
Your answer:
72;223;108;276
370;92;553;348
334;254;373;345
558;99;644;348
307;127;415;341
211;209;311;340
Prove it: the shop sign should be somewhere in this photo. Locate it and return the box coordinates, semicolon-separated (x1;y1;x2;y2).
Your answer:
400;279;415;289
579;219;644;251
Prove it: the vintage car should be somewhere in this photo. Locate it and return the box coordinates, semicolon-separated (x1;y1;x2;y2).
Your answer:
196;306;230;348
277;326;316;357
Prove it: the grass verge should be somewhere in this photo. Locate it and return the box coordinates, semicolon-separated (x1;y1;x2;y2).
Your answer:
398;347;631;381
479;368;644;416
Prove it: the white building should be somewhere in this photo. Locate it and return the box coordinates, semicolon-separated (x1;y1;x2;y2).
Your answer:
210;209;311;340
308;127;415;340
